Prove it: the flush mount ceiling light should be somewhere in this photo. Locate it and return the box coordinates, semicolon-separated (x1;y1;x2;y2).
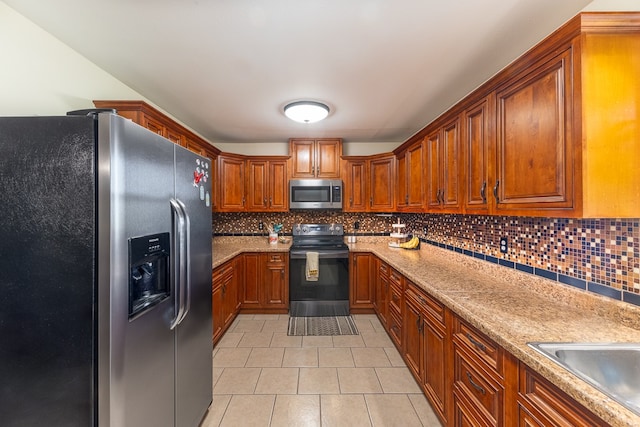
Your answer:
284;101;330;123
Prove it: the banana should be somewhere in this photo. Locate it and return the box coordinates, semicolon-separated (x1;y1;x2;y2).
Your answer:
399;236;420;249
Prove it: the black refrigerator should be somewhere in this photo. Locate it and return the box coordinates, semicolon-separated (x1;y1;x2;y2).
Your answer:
0;111;213;426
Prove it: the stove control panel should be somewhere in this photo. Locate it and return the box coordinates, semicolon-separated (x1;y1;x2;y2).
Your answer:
293;223;343;236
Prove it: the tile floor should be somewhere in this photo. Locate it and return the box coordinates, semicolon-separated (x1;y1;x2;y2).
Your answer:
201;313;442;426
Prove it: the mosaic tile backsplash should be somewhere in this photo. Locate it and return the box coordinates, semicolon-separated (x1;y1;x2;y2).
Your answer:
212;212;640;303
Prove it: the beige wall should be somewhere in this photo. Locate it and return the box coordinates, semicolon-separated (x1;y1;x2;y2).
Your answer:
584;0;640;11
0;1;146;116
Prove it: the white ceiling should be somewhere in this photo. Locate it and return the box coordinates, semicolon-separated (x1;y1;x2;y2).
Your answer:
6;0;594;144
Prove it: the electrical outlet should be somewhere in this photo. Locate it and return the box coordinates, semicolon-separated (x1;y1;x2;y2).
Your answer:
499;237;508;253
354;221;360;230
422;226;427;235
258;222;263;230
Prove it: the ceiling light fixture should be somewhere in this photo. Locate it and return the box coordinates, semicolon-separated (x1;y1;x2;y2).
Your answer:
284;101;330;123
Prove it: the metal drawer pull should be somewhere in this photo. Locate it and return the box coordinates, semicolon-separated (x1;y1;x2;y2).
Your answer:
466;333;487;352
466;371;486;395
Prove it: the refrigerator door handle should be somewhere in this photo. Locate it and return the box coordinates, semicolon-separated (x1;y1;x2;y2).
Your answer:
169;198;187;329
180;199;191;323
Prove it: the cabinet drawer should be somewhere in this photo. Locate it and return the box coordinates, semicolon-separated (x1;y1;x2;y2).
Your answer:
388;310;402;348
518;363;606;426
389;268;403;287
213;261;234;283
454;347;503;426
379;261;389;277
266;253;286;264
406;281;445;325
389;282;403;316
454;318;502;376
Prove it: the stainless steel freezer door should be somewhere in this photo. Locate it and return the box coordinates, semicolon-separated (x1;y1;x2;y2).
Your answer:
97;114;176;427
174;146;213;427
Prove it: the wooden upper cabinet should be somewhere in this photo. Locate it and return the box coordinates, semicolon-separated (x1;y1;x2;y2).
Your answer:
217;153;245;212
289;138;342;178
396;140;425;212
369;154;395;211
343;158;368;212
426;117;461;212
494;50;574;213
463;97;492;213
246;157;288;212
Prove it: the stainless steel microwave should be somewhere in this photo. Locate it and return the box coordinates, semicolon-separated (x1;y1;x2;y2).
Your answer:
289;179;343;210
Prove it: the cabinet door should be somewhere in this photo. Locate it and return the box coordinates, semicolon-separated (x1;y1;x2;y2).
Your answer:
246;159;268;211
464;98;491;213
186;138;207;156
218;155;245;211
396;151;408;209
212;282;224;344
369;155;395;211
263;253;288;308
316;139;342;178
142;115;166;137
403;296;422;381
241;253;261;308
406;141;426;210
290;139;315;178
426;130;441;209
350;253;374;309
423;315;447;421
221;270;235;325
344;159;368;211
268;160;288;211
442;118;461;210
167;129;186;147
374;260;389;327
495;51;574;212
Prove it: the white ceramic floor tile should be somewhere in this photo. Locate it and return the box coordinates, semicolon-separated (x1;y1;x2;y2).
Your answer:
282;347;318;367
245;347;285;368
337;367;383;394
212;347;251;367
255;367;299;394
351;347;392;367
375;367;422;393
220;394;275;427
320;394;372;427
298;368;340;394
365;394;423;426
270;394;321;427
213;367;261;394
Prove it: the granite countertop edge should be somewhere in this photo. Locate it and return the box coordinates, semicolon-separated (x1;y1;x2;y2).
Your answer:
212;236;640;426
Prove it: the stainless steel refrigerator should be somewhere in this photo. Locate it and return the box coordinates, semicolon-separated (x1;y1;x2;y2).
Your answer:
0;111;213;426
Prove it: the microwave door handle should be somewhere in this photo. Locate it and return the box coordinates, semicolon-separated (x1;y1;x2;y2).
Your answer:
330;182;333;206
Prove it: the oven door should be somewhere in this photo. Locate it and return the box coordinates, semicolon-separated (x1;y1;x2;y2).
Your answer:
289;249;349;316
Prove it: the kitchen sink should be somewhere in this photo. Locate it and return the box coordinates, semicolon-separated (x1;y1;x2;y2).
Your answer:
528;342;640;416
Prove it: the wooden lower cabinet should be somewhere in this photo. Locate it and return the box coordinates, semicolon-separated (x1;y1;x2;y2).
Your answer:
240;252;289;313
373;258;389;328
212;259;240;345
364;252;609;427
349;252;374;312
404;281;448;424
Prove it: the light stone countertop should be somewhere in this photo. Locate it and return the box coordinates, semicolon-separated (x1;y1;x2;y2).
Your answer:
212;236;640;426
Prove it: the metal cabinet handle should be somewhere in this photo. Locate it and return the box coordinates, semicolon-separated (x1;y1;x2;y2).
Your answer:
493;180;499;202
466;333;487;352
466;371;486;395
480;181;487;203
